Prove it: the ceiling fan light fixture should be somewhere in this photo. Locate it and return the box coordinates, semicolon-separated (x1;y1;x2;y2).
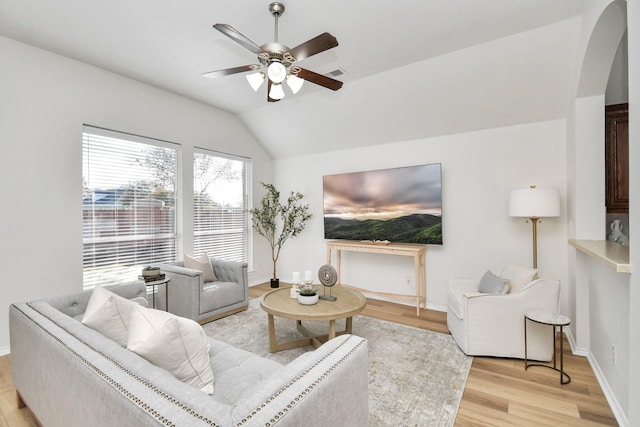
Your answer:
269;82;285;100
205;2;343;103
267;61;287;84
246;72;266;91
286;74;304;94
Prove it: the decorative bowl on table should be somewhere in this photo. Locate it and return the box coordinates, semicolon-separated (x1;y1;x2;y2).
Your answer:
297;284;319;305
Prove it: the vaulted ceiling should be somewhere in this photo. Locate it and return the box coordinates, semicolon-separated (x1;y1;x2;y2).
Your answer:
0;0;585;158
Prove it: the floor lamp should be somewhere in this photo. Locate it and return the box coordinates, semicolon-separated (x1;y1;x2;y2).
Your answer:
508;186;560;268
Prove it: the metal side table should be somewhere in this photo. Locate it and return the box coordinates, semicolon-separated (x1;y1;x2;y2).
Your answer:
142;277;171;311
524;310;571;385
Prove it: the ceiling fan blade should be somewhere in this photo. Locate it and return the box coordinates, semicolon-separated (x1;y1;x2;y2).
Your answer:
287;32;338;62
296;68;343;91
213;23;264;54
202;64;261;79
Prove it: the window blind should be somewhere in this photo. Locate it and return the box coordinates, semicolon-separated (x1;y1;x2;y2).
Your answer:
82;126;179;288
193;149;250;263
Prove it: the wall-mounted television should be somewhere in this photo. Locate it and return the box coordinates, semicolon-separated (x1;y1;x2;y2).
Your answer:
323;163;443;245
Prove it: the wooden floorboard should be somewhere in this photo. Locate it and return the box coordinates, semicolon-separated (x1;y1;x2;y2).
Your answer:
253;283;617;426
0;357;35;427
1;283;618;426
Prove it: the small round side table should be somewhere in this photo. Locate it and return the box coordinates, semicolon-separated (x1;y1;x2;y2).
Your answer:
141;278;171;311
524;310;571;385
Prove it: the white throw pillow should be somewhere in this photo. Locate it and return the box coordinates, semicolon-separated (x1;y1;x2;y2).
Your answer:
127;305;214;394
501;263;537;294
184;253;217;282
82;286;140;347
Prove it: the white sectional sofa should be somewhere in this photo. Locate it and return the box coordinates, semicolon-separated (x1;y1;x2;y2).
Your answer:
9;282;369;427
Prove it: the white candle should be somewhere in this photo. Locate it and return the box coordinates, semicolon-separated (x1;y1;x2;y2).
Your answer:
292;271;300;284
304;270;313;282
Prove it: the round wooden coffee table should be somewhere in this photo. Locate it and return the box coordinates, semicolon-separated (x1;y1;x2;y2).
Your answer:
260;286;366;352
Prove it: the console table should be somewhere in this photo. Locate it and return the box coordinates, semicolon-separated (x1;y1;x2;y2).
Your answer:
326;240;426;316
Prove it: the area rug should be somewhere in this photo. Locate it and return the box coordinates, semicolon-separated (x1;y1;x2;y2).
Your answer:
202;299;473;427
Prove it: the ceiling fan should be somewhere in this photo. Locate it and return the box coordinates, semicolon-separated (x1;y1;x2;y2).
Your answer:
202;2;343;102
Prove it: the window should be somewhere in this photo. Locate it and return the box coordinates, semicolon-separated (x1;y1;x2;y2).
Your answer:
82;126;179;288
193;149;250;263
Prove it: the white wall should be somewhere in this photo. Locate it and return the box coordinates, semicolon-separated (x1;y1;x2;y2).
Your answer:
0;36;274;352
574;95;607;240
272;119;569;311
606;32;629;105
625;0;639;423
566;0;636;424
587;256;630;416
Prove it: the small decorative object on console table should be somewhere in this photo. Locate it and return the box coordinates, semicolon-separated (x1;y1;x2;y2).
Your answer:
524;310;571;384
297;284;319;305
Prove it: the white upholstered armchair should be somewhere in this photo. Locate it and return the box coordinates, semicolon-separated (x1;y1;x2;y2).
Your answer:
447;264;561;361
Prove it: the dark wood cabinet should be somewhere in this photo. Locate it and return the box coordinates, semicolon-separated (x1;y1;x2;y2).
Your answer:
605;103;629;213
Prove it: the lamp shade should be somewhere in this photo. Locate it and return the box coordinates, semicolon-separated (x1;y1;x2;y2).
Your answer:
508;187;560;218
268;83;285;100
246;72;265;91
286;74;304;94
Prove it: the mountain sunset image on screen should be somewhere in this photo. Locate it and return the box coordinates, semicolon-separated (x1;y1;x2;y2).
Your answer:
323;163;443;245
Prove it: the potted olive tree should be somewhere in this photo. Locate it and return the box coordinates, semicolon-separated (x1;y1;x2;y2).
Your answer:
248;182;312;288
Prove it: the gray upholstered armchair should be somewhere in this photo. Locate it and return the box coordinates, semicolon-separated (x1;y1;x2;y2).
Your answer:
160;258;249;324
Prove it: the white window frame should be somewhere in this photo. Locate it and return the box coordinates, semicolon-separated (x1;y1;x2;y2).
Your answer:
192;148;251;265
82;125;181;288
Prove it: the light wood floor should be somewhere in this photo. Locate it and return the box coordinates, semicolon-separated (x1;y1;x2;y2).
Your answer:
251;284;618;427
0;284;618;427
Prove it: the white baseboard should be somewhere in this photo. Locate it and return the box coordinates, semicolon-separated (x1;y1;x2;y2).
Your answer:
586;350;628;427
0;346;9;357
427;303;447;312
564;329;628;426
249;277;270;287
346;291;448;313
564;329;589;357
